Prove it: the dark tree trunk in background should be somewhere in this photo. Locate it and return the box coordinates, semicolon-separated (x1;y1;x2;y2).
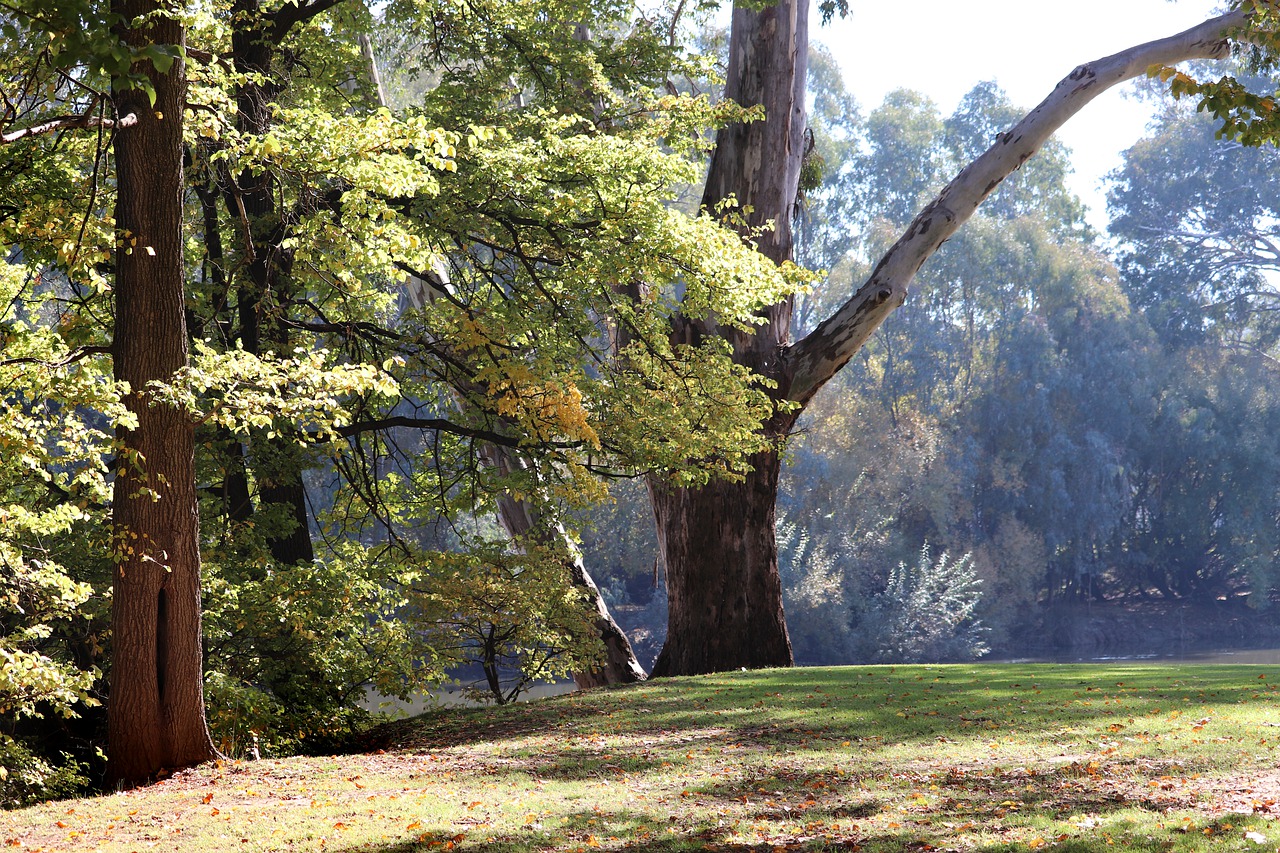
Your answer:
107;0;218;785
228;0;314;567
652;0;809;675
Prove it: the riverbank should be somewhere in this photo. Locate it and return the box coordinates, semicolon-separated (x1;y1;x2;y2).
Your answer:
1004;599;1280;659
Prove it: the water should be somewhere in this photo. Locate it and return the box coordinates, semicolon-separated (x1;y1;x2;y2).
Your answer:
996;645;1280;666
363;680;576;716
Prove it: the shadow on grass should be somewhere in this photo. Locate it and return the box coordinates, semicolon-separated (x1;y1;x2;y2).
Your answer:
341;664;1280;852
357;663;1280;759
337;813;1264;853
514;746;669;781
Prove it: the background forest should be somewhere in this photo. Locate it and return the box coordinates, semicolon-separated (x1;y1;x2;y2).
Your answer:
4;0;1280;808
583;58;1280;668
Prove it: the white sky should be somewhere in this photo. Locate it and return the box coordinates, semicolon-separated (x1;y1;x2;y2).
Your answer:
813;0;1224;232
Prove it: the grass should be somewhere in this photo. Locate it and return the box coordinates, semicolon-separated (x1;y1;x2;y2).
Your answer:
7;663;1280;851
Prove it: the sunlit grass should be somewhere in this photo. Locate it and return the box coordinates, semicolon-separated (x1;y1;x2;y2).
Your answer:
6;664;1280;851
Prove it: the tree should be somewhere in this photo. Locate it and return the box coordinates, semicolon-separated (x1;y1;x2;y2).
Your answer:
0;0;219;784
4;0;810;781
105;0;220;785
648;1;1254;675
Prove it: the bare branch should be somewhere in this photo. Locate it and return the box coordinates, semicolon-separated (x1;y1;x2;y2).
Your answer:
0;345;113;369
1;111;136;144
316;415;581;450
783;7;1253;407
267;0;349;43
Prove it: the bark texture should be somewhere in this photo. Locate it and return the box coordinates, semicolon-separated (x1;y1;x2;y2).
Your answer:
107;0;218;785
651;0;809;675
649;449;794;676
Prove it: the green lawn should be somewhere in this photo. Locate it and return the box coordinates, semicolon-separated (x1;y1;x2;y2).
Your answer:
8;664;1280;851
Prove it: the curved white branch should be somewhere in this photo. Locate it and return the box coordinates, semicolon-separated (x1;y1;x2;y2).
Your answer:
784;7;1252;407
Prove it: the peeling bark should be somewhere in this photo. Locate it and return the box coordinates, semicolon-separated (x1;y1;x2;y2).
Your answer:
654;3;1254;677
651;0;809;675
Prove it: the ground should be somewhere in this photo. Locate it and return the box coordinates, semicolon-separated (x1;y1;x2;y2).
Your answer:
7;664;1280;852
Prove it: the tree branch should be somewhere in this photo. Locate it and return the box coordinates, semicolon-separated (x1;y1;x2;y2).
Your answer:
0;345;113;369
267;0;349;43
1;111;136;144
318;415;582;450
783;6;1251;407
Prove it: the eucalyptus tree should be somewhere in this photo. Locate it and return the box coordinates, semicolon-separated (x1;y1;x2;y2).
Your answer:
1110;84;1280;348
646;0;1266;675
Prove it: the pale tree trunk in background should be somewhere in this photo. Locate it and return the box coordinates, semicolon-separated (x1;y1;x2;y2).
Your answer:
652;3;1247;676
402;266;647;685
108;0;219;785
370;17;645;682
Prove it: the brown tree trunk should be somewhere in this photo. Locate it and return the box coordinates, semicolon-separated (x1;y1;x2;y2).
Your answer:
653;1;1246;678
649;448;794;676
107;0;218;785
652;0;809;675
227;0;315;567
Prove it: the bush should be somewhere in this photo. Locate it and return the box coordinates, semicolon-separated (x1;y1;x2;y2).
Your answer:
869;544;989;663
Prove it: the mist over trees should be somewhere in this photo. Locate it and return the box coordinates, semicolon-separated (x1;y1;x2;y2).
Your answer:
4;0;1280;803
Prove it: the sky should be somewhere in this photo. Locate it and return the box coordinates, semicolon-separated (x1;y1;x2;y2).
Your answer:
813;0;1224;231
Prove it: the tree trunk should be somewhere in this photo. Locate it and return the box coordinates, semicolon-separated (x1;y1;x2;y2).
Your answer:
652;0;809;675
107;0;218;785
483;444;647;686
228;0;315;568
649;448;794;676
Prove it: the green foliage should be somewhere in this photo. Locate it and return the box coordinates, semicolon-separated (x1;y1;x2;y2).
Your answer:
4;0;819;776
869;545;988;664
0;734;90;809
404;541;598;704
